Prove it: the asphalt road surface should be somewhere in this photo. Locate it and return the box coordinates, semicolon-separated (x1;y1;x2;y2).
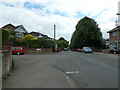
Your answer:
54;51;118;88
3;51;118;88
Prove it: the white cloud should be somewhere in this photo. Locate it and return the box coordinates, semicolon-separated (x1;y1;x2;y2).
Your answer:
0;0;119;41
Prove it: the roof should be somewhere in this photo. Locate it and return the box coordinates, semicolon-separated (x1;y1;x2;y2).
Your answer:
107;26;120;33
2;23;16;31
2;23;28;33
29;31;54;40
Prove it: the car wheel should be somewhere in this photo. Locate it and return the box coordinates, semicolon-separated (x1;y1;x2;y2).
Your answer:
113;51;116;54
17;52;21;55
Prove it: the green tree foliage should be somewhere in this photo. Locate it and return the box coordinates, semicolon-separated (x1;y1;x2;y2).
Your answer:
70;16;103;49
21;36;54;48
0;28;10;43
58;37;69;50
36;37;54;48
58;37;65;41
22;34;35;41
9;30;18;45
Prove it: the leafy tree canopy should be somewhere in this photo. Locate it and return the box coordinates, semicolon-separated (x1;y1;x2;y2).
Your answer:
58;37;69;50
70;16;103;49
58;37;65;41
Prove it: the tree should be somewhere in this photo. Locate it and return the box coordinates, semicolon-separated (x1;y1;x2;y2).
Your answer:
9;30;18;45
58;37;69;50
22;34;36;48
70;16;103;50
58;37;65;41
22;34;35;41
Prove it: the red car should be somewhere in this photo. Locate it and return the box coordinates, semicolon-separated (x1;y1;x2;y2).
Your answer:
12;47;25;55
77;48;82;52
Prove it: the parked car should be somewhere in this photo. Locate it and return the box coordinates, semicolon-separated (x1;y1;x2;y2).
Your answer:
12;47;25;55
82;47;92;53
77;48;82;52
63;48;69;51
109;47;120;54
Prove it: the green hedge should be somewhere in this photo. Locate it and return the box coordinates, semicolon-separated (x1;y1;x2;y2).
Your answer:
0;28;10;42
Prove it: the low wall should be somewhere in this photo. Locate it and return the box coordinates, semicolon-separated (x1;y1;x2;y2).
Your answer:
0;51;2;89
22;47;53;53
2;50;12;78
42;48;53;53
101;49;110;54
2;43;12;50
2;43;12;78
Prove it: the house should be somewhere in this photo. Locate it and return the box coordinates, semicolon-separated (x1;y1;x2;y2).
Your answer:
107;27;120;49
107;1;120;49
29;31;44;39
105;38;109;49
29;31;54;40
2;23;28;39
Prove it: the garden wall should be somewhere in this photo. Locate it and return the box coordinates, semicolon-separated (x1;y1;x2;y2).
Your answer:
2;43;12;78
101;49;110;54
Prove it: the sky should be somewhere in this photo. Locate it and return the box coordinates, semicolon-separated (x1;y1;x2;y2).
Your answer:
0;0;119;41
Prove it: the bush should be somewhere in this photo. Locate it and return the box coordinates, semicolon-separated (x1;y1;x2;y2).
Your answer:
0;28;10;42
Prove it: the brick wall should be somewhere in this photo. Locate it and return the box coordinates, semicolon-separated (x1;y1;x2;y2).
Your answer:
118;30;120;40
2;43;12;78
2;50;12;78
2;44;12;50
0;51;2;89
109;32;117;41
109;30;120;41
101;49;110;54
21;47;53;53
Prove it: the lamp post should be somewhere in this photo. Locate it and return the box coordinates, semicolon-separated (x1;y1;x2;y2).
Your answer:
54;24;56;40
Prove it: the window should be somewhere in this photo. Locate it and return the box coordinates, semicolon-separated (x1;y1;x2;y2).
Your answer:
16;32;24;37
112;32;116;37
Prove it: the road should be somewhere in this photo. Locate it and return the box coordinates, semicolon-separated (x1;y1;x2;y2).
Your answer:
54;51;118;88
3;51;118;88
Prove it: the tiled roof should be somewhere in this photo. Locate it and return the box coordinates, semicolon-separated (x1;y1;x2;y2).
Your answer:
2;23;28;33
29;31;53;40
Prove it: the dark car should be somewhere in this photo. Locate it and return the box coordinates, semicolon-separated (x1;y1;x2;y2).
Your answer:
12;47;25;55
82;47;92;53
110;48;120;54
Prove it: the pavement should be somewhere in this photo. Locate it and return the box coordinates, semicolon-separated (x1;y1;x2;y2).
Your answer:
3;54;76;88
93;52;119;59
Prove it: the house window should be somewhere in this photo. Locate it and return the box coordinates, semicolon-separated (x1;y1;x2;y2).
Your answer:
112;32;116;37
16;33;24;38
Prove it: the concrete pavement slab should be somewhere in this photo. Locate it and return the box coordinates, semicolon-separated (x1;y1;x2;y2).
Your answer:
3;55;76;88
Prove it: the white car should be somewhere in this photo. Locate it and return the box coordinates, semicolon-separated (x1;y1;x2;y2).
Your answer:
82;47;92;53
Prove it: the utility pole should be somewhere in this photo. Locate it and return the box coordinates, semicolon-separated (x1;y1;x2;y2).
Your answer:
54;24;56;40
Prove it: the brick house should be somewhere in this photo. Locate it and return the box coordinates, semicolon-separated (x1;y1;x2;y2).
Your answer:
2;23;28;39
107;26;120;49
107;1;120;49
